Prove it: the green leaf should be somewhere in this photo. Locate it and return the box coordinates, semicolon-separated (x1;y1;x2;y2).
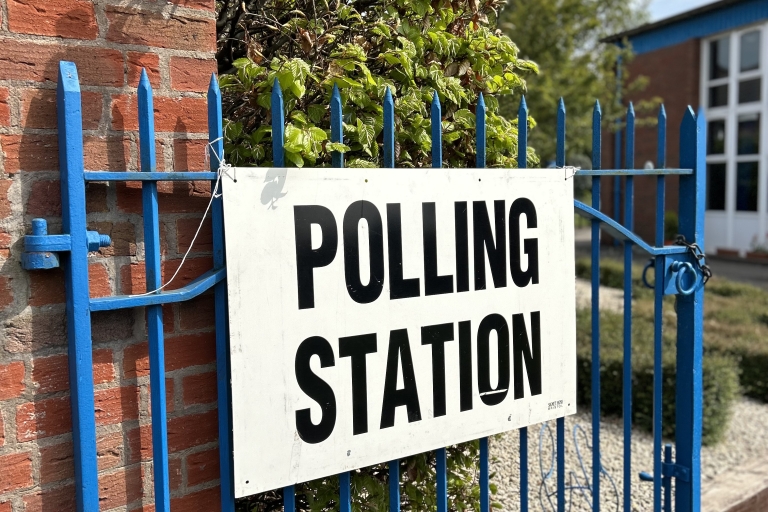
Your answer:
308;104;326;124
356;117;376;151
285;151;304;167
326;142;351;153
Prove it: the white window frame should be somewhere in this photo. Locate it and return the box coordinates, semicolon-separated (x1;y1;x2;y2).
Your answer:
701;21;768;252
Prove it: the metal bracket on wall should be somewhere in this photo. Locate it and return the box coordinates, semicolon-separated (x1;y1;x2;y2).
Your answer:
21;217;111;270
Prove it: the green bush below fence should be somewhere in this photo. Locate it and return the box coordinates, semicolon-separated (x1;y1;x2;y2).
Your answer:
575;308;739;446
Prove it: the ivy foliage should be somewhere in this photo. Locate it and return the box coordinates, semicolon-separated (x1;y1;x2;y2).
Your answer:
218;0;539;169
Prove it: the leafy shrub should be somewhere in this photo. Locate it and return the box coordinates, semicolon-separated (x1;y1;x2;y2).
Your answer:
221;0;531;509
664;211;678;242
575;309;739;445
218;0;538;169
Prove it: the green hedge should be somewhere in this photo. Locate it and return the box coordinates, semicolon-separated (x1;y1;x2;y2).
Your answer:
577;257;768;405
575;309;739;445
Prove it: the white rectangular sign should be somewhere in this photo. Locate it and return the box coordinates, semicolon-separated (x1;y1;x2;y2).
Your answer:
223;167;577;497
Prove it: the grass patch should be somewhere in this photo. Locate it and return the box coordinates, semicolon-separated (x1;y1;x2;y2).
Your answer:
575;257;747;445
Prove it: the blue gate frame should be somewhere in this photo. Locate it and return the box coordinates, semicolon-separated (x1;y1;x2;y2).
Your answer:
21;61;705;512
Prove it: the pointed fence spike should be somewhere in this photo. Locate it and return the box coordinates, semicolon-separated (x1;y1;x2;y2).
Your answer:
625;101;635;170
384;86;395;168
331;83;343;168
137;70;156;173
657;104;667;170
592;100;601;171
517;95;528;169
431;90;442;168
556;98;566;167
207;73;224;172
272;79;285;167
476;93;486;168
627;101;635;116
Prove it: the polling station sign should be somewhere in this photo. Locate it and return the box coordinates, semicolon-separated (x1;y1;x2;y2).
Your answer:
223;167;577;497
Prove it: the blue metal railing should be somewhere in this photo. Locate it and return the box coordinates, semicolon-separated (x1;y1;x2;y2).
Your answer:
23;60;706;512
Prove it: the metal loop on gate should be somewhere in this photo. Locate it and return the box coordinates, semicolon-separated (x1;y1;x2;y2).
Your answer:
671;261;697;295
642;259;655;289
674;234;713;286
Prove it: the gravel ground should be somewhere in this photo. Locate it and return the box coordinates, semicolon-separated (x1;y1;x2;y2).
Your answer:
488;280;768;511
491;399;768;511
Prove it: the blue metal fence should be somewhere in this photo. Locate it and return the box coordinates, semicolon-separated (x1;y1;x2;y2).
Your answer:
22;60;706;512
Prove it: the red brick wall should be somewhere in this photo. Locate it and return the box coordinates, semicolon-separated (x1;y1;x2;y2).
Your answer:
0;1;221;510
603;38;700;242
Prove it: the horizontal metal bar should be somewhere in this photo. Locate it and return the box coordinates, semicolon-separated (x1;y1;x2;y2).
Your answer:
25;234;72;252
574;200;688;256
89;267;226;311
577;168;692;176
84;172;218;182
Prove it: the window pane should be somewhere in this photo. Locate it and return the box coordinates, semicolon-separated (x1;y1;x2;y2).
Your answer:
740;30;760;72
738;114;760;155
707;163;726;210
736;161;758;212
709;84;728;107
708;120;726;154
710;37;730;79
739;78;761;103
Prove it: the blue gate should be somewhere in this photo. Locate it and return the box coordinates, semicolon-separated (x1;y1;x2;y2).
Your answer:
21;61;706;512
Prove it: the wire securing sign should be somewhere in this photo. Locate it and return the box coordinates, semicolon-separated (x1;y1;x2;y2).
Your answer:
223;167;577;497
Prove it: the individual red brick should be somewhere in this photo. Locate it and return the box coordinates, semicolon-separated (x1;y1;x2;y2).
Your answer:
4;309;67;353
23;484;76;511
127;52;161;87
86;182;109;213
7;0;97;39
169;0;215;11
123;342;149;380
162;257;213;291
92;310;134;346
166;332;216;371
20;89;101;130
111;94;208;133
167;409;217;452
145;378;176;415
0;275;12;311
178;294;214;331
116;180;212;215
26;179;62;216
163;304;175;334
170;57;217;92
0;39;123;86
187;447;220;486
1;134;58;173
106;6;215;52
176;216;212;253
0;500;9;512
170;486;220;512
182;372;216;406
97;431;124;471
0;181;10;219
98;465;143;511
172;138;209;172
89;263;111;298
126;424;151;464
32;350;114;394
40;441;74;484
0;452;33;493
94;386;140;426
0;361;25;400
83;137;132;171
119;263;148;296
16;395;71;441
0;88;9;127
29;268;65;307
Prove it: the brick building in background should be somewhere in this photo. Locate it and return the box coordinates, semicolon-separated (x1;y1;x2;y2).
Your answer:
603;0;768;254
0;1;222;510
